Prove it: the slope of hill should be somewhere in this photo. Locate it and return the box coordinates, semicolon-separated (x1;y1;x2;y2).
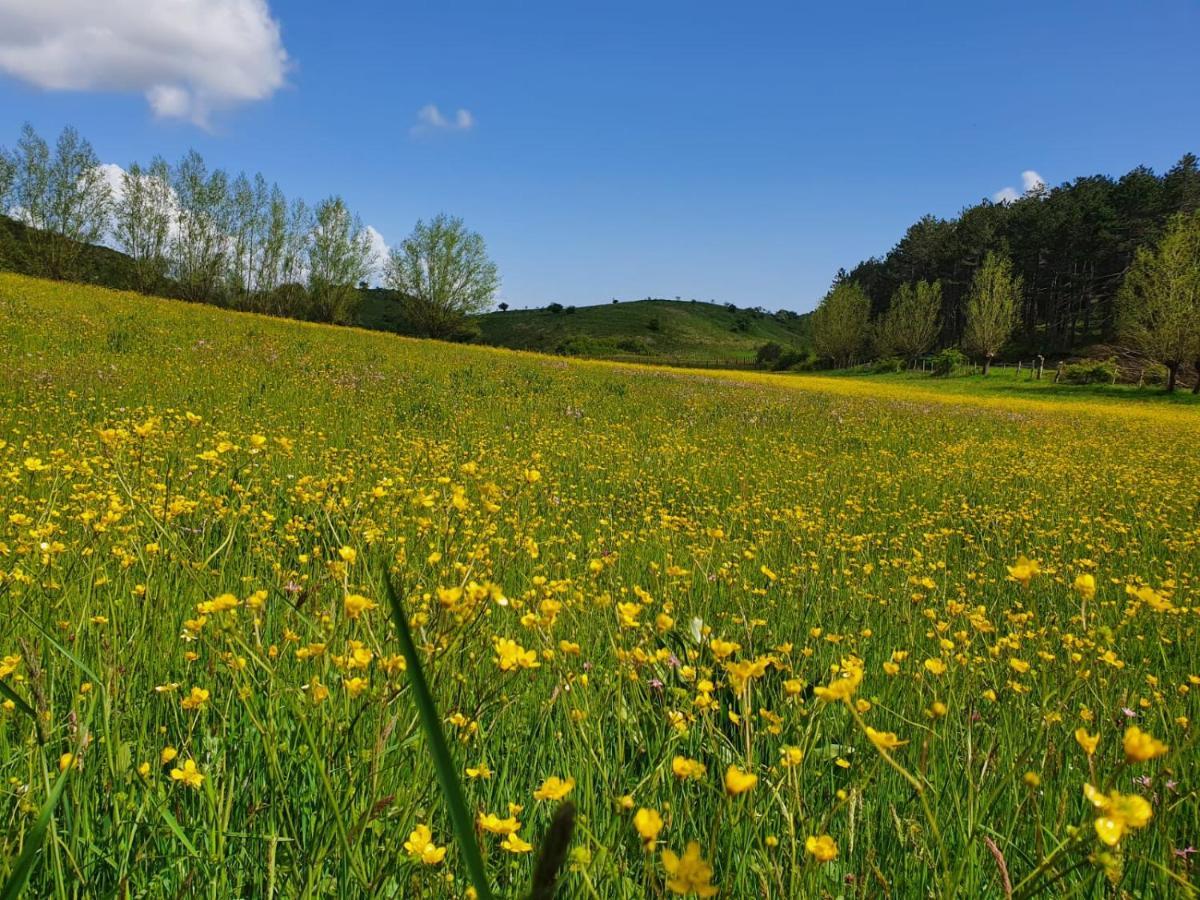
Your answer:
475;298;810;363
2;272;1196;897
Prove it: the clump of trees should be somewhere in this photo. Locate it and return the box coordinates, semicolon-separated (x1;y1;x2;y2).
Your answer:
1;122;499;338
806;153;1200;391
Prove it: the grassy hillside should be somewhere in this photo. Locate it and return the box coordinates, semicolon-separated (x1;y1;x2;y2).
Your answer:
474;298;810;363
1;272;1197;897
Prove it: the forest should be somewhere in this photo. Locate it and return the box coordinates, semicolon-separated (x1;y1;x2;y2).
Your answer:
841;155;1200;352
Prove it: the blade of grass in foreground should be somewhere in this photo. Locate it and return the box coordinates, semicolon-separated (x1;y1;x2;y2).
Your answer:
0;765;72;900
382;570;493;900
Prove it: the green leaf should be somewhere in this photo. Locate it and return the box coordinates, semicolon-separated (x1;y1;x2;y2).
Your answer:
382;570;492;900
1;766;71;900
0;679;35;721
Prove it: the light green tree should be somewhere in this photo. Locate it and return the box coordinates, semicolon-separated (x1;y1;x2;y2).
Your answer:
307;196;376;324
873;279;942;361
1117;211;1200;392
114;157;174;293
8;123;111;280
963;252;1021;374
811;281;870;368
170;150;232;304
385;214;499;340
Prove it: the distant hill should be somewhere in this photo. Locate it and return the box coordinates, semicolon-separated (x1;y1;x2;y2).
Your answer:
2;216;809;366
472;299;810;364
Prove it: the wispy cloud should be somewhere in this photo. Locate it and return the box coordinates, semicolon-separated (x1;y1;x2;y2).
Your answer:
0;0;289;128
993;169;1046;204
410;104;474;137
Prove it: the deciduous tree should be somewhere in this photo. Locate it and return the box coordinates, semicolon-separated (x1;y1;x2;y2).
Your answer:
873;279;941;361
114;157;173;293
9;124;111;280
963;252;1020;374
811;281;869;368
1116;211;1200;392
307;196;375;324
385;214;499;340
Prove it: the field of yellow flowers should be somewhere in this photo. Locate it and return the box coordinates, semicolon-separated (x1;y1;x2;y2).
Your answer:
1;271;1198;898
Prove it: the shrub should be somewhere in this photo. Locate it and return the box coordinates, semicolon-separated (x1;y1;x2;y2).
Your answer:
1060;359;1118;385
755;341;784;367
615;337;651;355
930;347;966;377
773;349;808;371
547;302;564;314
871;356;906;374
1141;363;1170;386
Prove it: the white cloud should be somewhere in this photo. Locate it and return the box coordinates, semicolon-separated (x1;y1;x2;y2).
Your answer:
411;103;474;136
993;169;1046;204
364;224;389;285
0;0;289;127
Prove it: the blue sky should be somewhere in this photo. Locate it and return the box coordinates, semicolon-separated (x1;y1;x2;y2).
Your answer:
1;0;1198;311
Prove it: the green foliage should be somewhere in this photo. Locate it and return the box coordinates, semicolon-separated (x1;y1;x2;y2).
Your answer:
811;281;870;367
307;196;375;325
930;347;966;376
755;341;784;367
873;280;942;360
1116;211;1200;391
841;152;1200;353
385;213;499;340
476;298;810;364
1060;359;1119;385
871;356;906;374
962;252;1020;371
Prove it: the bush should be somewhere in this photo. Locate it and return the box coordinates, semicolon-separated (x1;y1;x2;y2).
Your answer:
1140;363;1170;386
755;341;784;367
871;356;906;374
547;302;564;314
773;349;808;371
1060;359;1118;385
930;347;966;377
615;337;652;355
647;316;661;332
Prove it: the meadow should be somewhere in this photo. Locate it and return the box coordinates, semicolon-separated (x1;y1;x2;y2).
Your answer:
1;271;1198;898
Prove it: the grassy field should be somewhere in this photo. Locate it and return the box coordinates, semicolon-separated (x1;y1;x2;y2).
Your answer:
1;272;1198;898
473;298;809;363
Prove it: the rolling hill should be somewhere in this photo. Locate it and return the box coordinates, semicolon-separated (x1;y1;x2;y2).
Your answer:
472;298;810;364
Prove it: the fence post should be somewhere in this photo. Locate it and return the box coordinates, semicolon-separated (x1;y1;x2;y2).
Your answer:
1036;354;1044;380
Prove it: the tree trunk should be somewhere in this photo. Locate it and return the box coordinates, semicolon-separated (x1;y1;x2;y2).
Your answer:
1167;362;1179;393
1193;362;1200;394
983;355;992;376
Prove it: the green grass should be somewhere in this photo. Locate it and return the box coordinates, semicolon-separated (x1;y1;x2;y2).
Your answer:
474;298;810;362
822;365;1200;406
1;272;1198;898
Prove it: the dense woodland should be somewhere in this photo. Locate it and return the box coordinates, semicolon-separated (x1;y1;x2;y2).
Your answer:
841;154;1200;352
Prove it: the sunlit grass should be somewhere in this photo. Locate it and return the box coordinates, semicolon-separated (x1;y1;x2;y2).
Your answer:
1;273;1197;897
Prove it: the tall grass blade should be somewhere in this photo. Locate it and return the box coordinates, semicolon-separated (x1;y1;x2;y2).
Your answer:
381;570;493;900
1;766;71;900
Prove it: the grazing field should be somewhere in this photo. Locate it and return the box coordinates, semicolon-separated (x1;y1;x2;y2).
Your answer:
2;272;1198;898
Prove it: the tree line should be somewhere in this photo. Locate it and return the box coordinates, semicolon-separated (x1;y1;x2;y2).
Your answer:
810;153;1200;390
0;123;498;338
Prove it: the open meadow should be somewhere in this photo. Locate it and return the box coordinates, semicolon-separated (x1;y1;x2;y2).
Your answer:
2;272;1198;897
